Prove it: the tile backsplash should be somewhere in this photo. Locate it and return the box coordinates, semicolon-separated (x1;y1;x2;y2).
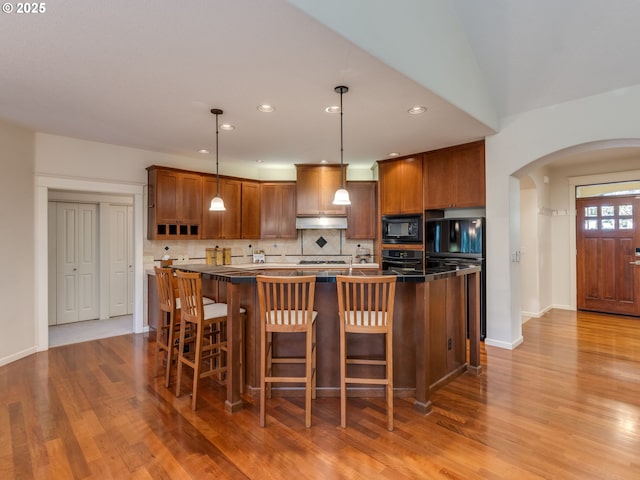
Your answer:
144;230;374;265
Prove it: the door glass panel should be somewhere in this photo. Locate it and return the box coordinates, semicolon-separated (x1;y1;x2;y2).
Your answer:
585;206;598;217
601;219;615;229
619;219;633;229
601;206;614;216
619;204;633;216
585;219;598;230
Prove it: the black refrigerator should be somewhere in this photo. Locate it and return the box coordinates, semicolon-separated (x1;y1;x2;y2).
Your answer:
425;217;486;340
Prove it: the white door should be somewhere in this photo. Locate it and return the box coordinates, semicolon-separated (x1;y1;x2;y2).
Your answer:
56;202;99;324
109;205;133;316
127;205;134;314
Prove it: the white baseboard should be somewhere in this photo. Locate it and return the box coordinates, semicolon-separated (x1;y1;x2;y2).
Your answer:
484;335;524;350
551;304;574;311
0;346;38;367
521;305;553;320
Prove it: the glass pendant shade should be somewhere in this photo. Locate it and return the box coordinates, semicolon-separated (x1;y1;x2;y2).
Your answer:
209;195;226;211
332;188;351;205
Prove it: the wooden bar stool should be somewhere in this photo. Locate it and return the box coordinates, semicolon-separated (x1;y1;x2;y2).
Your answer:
256;275;317;428
174;270;245;410
336;275;397;431
154;267;215;388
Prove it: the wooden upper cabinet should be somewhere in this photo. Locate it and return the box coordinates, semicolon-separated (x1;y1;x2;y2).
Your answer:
295;164;346;216
147;166;202;239
346;181;377;239
241;180;261;239
423;140;485;210
202;176;242;239
261;182;297;239
378;156;423;215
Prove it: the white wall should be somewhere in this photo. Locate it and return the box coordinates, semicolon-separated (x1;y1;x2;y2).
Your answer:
0;121;36;366
519;180;539;317
486;84;640;349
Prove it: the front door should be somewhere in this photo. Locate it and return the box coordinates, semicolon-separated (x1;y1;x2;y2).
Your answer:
576;195;640;316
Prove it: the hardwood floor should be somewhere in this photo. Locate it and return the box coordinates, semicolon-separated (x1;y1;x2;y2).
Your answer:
1;309;639;479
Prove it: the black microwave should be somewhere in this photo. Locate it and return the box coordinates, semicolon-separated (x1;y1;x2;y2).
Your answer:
381;214;423;244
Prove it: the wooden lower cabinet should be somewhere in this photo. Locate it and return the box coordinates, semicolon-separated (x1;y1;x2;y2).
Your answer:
427;276;466;390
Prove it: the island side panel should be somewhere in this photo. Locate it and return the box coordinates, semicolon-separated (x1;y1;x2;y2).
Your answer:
232;280;418;397
467;271;482;375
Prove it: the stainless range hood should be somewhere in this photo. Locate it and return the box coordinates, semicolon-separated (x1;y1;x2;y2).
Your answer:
295;216;348;230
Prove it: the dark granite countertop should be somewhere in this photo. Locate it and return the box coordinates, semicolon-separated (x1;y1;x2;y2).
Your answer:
171;264;481;284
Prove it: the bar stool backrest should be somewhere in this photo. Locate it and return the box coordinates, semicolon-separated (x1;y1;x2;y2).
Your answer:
336;275;397;334
155;266;176;314
257;275;317;333
175;270;204;325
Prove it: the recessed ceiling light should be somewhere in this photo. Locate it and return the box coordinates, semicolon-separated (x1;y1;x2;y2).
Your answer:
320;159;328;164
198;149;210;154
325;106;341;114
388;152;400;157
408;106;427;115
257;104;275;113
219;123;235;131
256;159;263;163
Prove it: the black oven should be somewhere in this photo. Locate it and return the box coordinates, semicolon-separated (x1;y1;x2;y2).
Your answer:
382;249;424;272
382;214;423;244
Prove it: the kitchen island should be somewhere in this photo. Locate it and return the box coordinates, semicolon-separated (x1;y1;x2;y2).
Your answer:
163;264;481;414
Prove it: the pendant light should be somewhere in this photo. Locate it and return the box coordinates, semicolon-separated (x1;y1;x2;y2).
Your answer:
209;108;226;211
332;85;351;205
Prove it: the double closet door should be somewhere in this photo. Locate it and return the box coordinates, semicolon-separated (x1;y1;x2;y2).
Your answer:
54;202;99;324
49;202;133;325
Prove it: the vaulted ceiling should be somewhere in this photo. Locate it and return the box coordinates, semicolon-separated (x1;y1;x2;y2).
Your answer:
2;0;639;175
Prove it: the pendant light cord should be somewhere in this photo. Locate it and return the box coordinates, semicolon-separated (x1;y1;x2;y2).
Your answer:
215;112;220;196
339;89;344;188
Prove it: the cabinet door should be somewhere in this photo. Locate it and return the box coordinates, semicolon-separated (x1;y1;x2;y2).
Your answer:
423;150;452;209
202;177;241;239
379;157;423;215
220;179;242;239
178;173;203;224
148;167;201;239
279;183;297;238
155;170;178;224
346;181;377;239
296;165;346;216
454;141;485;208
319;166;346;215
201;176;222;238
379;161;402;215
423;141;485;209
241;181;261;239
261;183;297;239
296;166;321;216
400;156;423;214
